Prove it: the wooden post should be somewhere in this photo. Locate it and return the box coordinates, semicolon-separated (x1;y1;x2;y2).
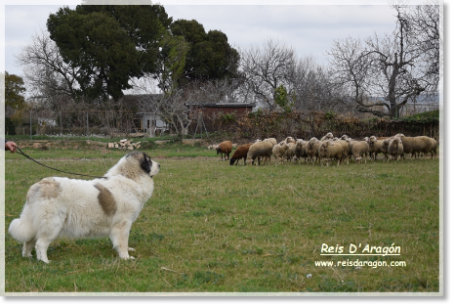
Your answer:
30;110;32;140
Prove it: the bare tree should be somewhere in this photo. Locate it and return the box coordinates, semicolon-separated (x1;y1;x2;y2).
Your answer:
291;56;348;112
327;38;382;115
327;4;439;118
365;5;431;118
238;40;297;109
158;90;191;136
17;29;80;103
402;1;441;91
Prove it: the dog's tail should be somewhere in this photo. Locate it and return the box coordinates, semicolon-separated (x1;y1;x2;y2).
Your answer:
8;217;36;243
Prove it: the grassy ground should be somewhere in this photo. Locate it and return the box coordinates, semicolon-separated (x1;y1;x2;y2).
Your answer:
3;145;440;293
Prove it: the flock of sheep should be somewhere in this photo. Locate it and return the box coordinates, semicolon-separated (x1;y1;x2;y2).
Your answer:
210;132;438;166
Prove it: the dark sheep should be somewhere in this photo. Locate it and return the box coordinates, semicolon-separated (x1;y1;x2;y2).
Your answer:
216;141;233;160
229;143;253;165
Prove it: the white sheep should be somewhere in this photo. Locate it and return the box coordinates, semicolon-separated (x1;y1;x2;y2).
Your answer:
272;143;289;165
283;142;297;162
263;138;277;146
340;134;350;141
280;136;296;144
294;139;307;163
346;139;369;163
368;136;388;161
247;140;274;166
393;134;414;160
411;136;436;159
428;137;438;158
388;136;404;161
333;139;349;165
320;132;334;142
306;137;322;164
318;140;345;166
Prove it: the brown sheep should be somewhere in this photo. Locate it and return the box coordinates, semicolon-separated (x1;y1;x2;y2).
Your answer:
229;143;253;165
216;141;233;160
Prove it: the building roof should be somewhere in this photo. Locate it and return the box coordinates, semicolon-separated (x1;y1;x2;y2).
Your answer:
188;103;256;108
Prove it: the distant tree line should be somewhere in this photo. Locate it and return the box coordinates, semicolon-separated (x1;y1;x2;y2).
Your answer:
5;1;440;136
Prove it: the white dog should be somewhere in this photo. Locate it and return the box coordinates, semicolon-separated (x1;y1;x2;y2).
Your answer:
8;151;160;263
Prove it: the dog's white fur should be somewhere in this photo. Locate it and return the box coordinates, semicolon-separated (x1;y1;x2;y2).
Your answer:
8;151;160;263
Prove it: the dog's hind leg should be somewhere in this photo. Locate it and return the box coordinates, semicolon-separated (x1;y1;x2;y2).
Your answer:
22;239;36;258
109;222;134;260
35;237;54;263
35;214;65;263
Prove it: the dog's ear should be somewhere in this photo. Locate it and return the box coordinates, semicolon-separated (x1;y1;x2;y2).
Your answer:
140;153;152;174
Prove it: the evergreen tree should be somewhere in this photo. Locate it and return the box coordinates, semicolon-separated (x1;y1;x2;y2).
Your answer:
170;19;239;86
47;5;172;101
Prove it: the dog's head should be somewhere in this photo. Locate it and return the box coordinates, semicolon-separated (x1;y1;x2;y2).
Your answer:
104;151;160;180
127;151;160;178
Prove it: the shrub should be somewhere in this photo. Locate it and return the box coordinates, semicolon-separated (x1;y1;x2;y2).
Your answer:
5;117;16;135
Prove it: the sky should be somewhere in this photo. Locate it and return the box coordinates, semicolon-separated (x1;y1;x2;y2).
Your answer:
3;0;413;78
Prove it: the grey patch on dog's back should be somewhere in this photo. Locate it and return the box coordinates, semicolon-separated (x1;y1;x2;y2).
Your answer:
94;183;117;216
27;178;62;201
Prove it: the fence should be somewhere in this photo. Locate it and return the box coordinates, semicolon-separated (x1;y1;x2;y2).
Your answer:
13;109;150;138
10;109;439;142
189;110;439;142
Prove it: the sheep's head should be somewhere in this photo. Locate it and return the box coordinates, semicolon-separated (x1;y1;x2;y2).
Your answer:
308;138;318;148
285;136;295;144
340;135;349;140
369;136;377;144
390;138;401;148
326;132;334;139
320;141;330;154
364;137;370;143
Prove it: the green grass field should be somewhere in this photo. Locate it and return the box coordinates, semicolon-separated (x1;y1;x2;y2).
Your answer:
3;144;440;293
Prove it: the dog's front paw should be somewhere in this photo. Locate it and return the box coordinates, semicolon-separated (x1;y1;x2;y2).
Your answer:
120;255;135;260
128;247;136;252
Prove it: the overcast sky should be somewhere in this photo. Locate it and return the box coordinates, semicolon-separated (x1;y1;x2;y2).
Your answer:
3;0;428;78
